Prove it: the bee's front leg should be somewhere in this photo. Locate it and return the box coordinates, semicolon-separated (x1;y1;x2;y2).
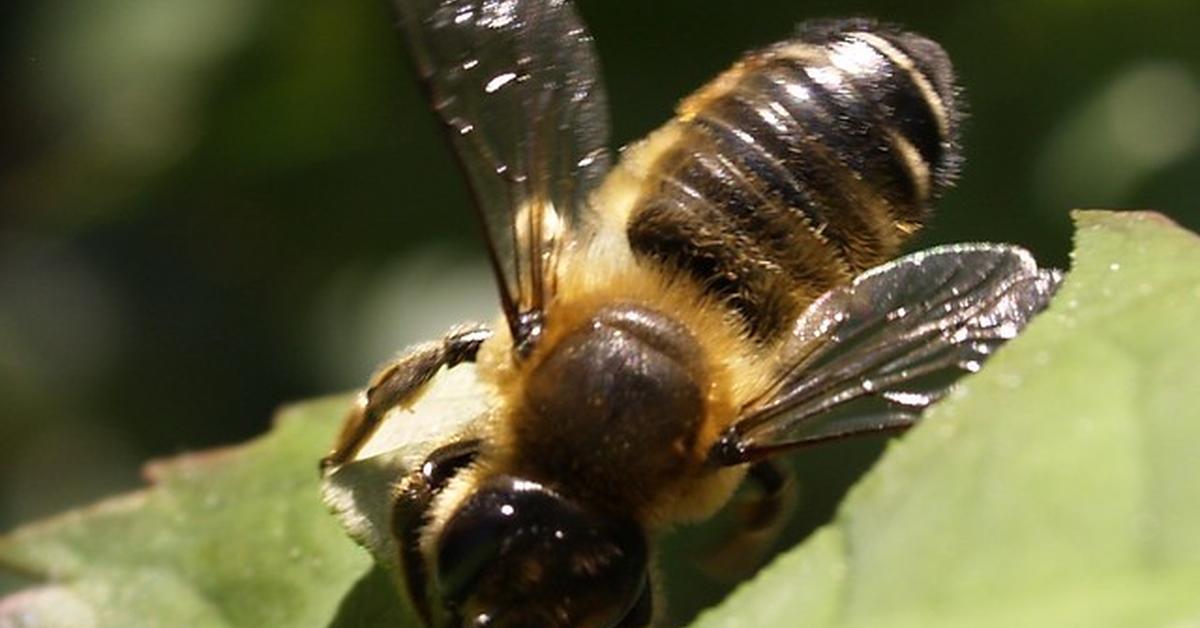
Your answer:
321;323;491;470
392;438;482;626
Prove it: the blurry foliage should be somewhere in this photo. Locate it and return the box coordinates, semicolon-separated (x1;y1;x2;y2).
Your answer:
0;0;1198;558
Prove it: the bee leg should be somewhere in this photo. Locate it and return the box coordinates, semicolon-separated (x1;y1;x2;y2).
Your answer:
392;438;481;627
321;324;491;470
699;459;796;578
615;571;656;628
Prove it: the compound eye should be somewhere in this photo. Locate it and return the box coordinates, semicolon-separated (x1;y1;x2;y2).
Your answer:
434;483;514;606
435;476;648;627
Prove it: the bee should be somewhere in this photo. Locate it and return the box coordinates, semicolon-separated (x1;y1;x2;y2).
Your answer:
320;1;1061;626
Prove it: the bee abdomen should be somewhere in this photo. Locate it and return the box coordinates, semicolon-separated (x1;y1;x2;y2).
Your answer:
627;20;961;340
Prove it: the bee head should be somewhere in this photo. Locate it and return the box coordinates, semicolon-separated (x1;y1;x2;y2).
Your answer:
434;475;650;627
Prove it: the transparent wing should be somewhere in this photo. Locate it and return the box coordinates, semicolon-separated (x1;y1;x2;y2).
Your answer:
394;0;612;352
710;244;1062;465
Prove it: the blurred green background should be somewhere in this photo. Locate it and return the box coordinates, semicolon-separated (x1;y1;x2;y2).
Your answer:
1;0;1198;576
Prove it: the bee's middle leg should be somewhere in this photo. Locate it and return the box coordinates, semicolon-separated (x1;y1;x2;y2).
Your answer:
700;458;797;577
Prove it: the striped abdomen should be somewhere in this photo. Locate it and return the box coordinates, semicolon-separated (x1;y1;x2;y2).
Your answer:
626;20;961;340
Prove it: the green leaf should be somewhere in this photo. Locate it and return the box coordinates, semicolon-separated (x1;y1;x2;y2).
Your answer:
0;396;387;627
691;210;1200;628
3;210;1198;628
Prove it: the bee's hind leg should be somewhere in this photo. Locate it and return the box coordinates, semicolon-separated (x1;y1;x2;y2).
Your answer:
699;458;797;577
320;323;491;471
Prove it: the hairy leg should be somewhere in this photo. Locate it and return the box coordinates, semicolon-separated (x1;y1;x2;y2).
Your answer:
321;324;491;470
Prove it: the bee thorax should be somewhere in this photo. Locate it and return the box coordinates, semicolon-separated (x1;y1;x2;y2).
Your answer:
514;305;709;512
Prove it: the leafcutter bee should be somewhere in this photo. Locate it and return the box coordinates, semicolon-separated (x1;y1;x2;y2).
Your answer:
321;1;1061;626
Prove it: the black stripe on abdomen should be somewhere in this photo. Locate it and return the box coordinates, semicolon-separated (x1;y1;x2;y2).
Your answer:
627;20;962;341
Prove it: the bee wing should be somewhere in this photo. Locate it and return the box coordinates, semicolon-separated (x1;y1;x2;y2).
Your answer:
710;244;1062;465
394;0;612;352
